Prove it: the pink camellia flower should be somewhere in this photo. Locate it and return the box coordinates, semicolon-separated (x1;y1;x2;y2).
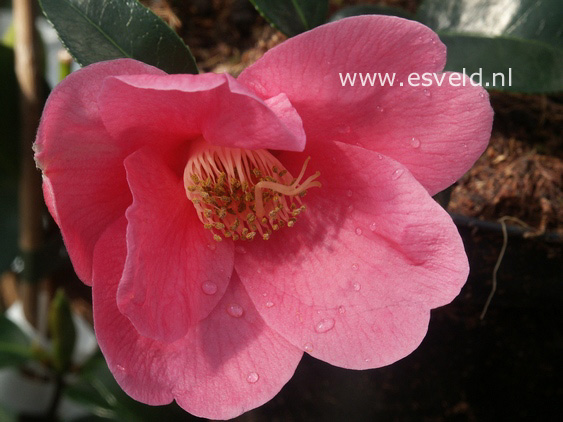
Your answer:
35;16;492;419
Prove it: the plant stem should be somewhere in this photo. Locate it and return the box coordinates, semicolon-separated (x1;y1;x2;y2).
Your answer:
13;0;45;328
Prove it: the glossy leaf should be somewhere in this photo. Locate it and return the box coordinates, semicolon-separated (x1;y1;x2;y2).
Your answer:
417;0;563;93
0;314;33;368
250;0;328;37
39;0;198;74
330;5;414;22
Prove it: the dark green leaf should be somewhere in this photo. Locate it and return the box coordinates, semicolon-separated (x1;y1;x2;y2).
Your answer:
417;0;563;93
330;5;414;22
440;33;562;93
66;353;189;421
250;0;328;37
0;314;33;368
39;0;198;74
49;289;76;373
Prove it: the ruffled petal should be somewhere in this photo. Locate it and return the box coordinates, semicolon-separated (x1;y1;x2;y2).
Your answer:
236;141;467;369
98;72;305;152
238;15;492;195
34;59;165;283
118;148;234;342
93;219;302;419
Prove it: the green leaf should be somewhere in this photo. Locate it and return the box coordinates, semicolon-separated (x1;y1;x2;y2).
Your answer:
39;0;198;74
417;0;563;93
65;353;189;421
250;0;328;37
0;314;33;368
330;5;415;22
49;289;76;373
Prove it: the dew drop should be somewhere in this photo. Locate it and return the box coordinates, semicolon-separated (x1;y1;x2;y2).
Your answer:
315;318;335;333
201;280;218;295
377;153;383;160
116;365;125;372
338;305;346;314
410;137;421;148
355;227;362;236
353;281;361;291
207;243;216;251
304;343;313;353
235;246;247;254
423;89;431;97
256;268;262;274
347;204;354;213
391;168;404;180
346;189;353;197
364;358;371;363
226;303;244;318
265;301;274;308
351;263;359;271
369;222;377;231
462;143;468;149
376;105;384;112
479;92;486;98
246;372;259;383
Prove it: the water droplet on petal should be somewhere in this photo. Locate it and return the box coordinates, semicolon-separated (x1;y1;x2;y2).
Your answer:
376;105;384;112
315;318;335;333
246;372;259;383
256;268;262;274
346;189;353;197
410;137;421;148
479;92;486;98
235;246;247;254
423;89;431;97
391;168;404;180
201;280;218;295
353;281;361;291
369;222;377;231
355;227;362;236
116;365;125;372
364;358;371;363
347;204;354;213
227;303;244;318
304;343;313;353
377;153;383;160
265;301;274;308
351;263;359;271
462;143;468;149
338;306;346;314
207;243;216;251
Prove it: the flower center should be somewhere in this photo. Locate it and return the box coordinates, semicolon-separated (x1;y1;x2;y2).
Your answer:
183;140;321;241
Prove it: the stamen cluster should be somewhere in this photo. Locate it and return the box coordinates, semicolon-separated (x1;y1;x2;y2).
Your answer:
183;141;321;241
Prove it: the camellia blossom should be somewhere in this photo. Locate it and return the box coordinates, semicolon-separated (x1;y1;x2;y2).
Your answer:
35;16;492;419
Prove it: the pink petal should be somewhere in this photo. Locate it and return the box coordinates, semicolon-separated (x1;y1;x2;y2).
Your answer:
238;15;492;195
93;219;302;419
98;72;305;152
118;148;234;342
236;141;467;369
34;59;165;283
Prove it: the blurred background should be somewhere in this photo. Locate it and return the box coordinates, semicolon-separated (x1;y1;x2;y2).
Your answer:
0;0;561;420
